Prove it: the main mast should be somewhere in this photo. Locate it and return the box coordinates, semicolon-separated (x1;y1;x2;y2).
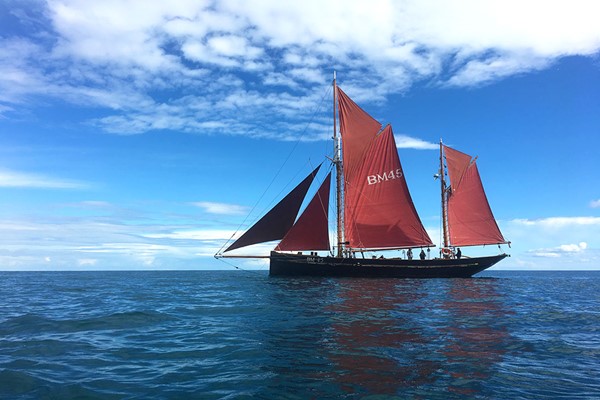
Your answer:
333;72;344;257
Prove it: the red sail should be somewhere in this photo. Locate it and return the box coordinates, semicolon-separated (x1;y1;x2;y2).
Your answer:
336;87;382;181
444;145;506;246
343;125;433;249
276;173;331;251
224;164;321;252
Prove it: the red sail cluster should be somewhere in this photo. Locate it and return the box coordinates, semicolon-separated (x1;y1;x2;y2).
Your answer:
224;85;505;254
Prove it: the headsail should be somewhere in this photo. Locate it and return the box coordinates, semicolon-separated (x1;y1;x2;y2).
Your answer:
337;89;433;250
444;145;506;246
224;164;321;252
276;172;331;251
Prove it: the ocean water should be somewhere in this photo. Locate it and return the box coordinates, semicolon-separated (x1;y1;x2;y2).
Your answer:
0;270;598;399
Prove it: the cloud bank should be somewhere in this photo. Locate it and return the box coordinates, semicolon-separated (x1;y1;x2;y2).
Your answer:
0;0;599;142
502;217;600;269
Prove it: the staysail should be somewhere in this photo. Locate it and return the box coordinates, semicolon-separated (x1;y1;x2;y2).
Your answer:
224;164;321;252
337;88;433;250
276;172;331;251
444;145;506;246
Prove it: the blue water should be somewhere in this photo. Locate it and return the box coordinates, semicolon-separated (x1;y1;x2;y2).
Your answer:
0;270;598;399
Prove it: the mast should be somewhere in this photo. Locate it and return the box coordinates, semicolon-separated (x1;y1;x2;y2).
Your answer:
333;72;344;257
440;139;450;248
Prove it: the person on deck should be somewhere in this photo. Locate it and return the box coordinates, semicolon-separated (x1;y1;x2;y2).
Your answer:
407;249;413;260
419;249;426;260
456;248;462;259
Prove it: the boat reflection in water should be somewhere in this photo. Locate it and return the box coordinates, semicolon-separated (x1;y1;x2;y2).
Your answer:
440;278;510;396
257;276;511;397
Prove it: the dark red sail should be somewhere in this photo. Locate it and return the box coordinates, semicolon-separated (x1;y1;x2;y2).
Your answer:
276;172;331;251
342;125;433;249
224;164;321;252
444;145;506;246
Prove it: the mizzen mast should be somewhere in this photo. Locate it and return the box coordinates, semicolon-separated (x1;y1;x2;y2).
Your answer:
440;139;450;249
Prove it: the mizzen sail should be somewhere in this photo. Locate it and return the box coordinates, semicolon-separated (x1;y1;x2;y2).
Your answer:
444;145;506;246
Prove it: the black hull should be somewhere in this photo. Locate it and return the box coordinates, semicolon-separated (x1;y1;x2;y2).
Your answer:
269;251;508;278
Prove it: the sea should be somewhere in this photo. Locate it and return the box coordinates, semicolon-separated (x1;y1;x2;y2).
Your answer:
0;270;598;399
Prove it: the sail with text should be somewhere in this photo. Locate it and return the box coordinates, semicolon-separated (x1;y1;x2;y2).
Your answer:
224;164;331;253
337;88;433;250
444;145;507;247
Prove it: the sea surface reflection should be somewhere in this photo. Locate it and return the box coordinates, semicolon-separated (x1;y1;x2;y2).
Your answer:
257;276;511;398
1;271;598;399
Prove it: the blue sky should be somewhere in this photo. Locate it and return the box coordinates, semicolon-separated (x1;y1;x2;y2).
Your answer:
1;0;599;270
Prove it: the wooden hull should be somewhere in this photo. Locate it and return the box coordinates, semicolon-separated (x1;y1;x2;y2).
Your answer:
269;251;508;278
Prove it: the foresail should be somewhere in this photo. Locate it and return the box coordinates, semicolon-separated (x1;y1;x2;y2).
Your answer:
444;145;506;246
343;125;433;249
224;164;321;252
276;172;331;251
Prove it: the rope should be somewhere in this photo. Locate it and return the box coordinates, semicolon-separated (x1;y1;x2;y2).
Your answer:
215;255;268;276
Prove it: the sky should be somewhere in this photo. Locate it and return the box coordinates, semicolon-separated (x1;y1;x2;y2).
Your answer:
1;0;599;271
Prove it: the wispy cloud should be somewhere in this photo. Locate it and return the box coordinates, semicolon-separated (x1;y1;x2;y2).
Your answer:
0;215;234;270
0;169;90;189
143;230;236;241
395;135;438;150
192;202;249;215
501;217;600;269
530;242;588;258
512;217;600;227
590;199;600;208
1;1;598;138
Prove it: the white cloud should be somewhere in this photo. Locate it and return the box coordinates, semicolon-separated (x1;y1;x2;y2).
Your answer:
512;217;600;227
77;258;98;266
208;35;263;59
192;202;249;215
530;242;588;258
590;199;600;208
395;135;438;150
143;230;236;241
0;169;90;189
559;242;588;252
500;217;600;269
1;0;599;138
0;214;236;270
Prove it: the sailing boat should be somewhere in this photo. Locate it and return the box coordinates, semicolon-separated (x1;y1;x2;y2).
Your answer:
216;74;510;277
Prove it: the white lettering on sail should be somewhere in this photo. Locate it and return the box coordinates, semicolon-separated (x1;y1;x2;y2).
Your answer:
367;169;403;185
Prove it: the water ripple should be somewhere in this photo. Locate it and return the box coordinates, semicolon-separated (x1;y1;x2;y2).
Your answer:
0;270;598;399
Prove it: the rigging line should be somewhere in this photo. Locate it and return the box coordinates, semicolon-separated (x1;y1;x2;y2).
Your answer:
218;85;333;254
215;255;268;276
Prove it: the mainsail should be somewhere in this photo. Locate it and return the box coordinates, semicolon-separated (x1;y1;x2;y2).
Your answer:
444;145;506;246
338;88;433;250
224;164;322;252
